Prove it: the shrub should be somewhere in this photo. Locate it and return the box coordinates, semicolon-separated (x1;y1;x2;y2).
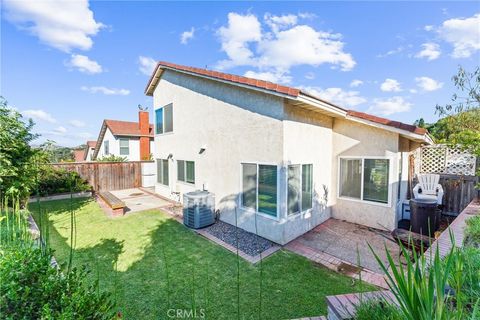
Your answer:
34;167;91;197
97;155;127;162
464;215;480;248
355;299;404;320
0;244;115;319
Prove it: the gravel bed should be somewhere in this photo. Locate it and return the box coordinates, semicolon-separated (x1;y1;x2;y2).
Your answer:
204;221;275;257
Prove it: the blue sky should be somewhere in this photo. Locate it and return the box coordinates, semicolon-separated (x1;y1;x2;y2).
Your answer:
1;1;479;147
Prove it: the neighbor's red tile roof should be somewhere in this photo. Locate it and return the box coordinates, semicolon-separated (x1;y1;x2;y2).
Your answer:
87;140;97;148
73;149;85;162
105;120;154;137
347;111;427;135
147;61;427;136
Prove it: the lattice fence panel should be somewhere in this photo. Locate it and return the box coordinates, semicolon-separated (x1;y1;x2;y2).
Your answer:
414;145;477;176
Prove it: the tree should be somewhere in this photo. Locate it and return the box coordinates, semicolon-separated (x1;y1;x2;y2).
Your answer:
0;96;44;199
435;66;480;155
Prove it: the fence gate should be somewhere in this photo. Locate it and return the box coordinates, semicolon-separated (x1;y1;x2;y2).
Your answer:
411;145;478;216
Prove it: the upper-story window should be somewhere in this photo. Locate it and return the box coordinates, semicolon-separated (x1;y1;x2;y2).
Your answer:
155;103;173;134
104;140;109;155
119;138;129;155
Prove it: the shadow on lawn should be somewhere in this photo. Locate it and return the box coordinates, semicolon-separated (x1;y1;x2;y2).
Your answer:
33;199;370;320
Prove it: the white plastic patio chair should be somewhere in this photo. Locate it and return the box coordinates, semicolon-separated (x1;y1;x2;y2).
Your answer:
412;174;444;205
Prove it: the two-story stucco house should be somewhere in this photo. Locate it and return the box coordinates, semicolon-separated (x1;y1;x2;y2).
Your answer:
145;62;432;245
92;111;155;161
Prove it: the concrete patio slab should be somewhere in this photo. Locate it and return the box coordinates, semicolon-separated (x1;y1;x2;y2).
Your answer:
109;188;172;213
292;219;400;274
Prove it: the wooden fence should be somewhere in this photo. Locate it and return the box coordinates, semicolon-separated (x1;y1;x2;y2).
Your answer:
410;146;479;216
51;161;152;192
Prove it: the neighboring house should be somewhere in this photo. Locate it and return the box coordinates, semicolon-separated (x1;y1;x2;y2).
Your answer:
73;149;85;162
145;62;432;245
92;111;154;161
84;140;96;161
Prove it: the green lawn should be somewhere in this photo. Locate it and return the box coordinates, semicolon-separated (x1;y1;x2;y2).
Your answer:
30;198;373;319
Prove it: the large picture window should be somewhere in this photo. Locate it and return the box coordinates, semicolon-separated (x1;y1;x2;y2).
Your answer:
155;104;173;134
339;157;390;204
119;138;129;155
288;164;313;215
241;163;278;217
177;160;195;184
157;159;169;186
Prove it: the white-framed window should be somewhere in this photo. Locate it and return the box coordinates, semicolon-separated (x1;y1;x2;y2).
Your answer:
104;140;109;155
177;160;195;184
155;103;173;134
119;138;129;155
241;163;278;218
157;159;169;186
288;164;313;215
338;157;391;205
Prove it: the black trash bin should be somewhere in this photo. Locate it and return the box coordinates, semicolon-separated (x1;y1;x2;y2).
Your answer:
409;198;440;237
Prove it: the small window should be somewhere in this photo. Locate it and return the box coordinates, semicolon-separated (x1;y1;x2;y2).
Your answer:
363;159;389;204
242;163;257;210
339;159;362;199
157;159;169;185
288;164;313;215
177;160;195;184
104;140;109;155
339;158;390;204
258;165;277;217
119;138;129;155
155;104;173;134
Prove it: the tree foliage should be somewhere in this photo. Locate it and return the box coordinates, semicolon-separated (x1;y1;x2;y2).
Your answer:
434;66;480;156
0;96;45;199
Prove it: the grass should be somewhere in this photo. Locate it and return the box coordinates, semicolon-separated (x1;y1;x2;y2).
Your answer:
30;198;373;319
465;214;480;248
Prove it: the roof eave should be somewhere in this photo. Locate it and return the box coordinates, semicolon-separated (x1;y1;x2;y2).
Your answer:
346;114;433;144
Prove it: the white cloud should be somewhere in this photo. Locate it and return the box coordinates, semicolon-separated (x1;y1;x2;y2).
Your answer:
138;56;157;76
69;120;86;128
415;42;441;61
380;78;402;92
424;25;434;31
180;27;195;44
216;12;355;77
436;13;480;58
367;96;412;116
305;72;315;80
301;87;367;108
217;13;262;69
244;70;292;84
4;0;103;52
415;76;444;91
377;46;404;58
68;54;103;74
350;79;363;87
81;86;130;95
54;126;67;133
22;109;56;123
264;13;298;32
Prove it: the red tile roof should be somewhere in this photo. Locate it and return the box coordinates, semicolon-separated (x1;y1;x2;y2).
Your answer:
147;61;427;136
105;120;154;137
150;61;300;97
87;140;96;148
73;149;85;162
347;110;427;135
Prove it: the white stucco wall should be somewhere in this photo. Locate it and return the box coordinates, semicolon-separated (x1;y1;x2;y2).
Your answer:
150;70;417;243
331;118;400;231
96;127;153;161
